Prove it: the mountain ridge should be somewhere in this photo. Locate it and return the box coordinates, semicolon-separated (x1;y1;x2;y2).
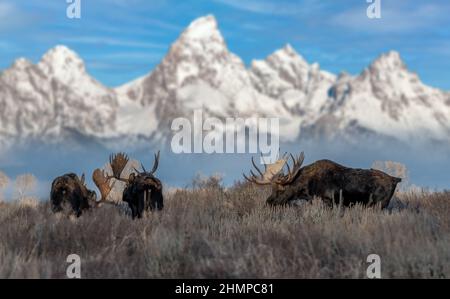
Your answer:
1;15;449;151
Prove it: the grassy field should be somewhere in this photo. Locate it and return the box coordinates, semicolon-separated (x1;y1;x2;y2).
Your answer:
0;182;448;279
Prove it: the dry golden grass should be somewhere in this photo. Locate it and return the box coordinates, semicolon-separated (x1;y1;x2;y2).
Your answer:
0;182;448;278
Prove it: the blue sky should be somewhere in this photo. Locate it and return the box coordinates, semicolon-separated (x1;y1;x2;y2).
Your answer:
1;0;449;89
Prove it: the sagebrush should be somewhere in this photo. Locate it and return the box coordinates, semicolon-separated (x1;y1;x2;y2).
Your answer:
0;182;448;278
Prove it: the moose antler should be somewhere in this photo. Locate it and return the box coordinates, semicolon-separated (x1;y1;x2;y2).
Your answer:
272;152;304;185
135;151;160;174
92;153;130;202
243;153;288;185
92;169;116;202
150;151;160;174
109;153;129;181
243;152;305;186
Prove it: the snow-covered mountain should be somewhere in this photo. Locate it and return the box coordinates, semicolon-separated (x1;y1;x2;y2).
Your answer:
116;15;300;142
249;44;336;129
304;51;450;144
1;15;449;151
0;45;118;148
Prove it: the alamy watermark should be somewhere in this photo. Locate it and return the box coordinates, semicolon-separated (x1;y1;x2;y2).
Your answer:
366;254;381;278
66;0;81;19
66;254;81;278
171;110;280;164
63;252;380;278
367;0;381;19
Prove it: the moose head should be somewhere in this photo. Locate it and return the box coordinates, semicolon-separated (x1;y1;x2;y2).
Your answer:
93;152;163;219
50;173;97;217
243;152;305;206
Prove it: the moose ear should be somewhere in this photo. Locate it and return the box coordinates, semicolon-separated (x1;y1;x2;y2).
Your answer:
81;173;86;185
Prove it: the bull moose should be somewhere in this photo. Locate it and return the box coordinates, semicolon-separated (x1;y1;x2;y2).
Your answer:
50;173;97;217
244;151;402;209
93;152;163;219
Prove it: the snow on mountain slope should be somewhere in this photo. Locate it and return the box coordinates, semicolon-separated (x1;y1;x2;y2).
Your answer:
117;15;301;141
0;46;118;146
317;51;450;143
1;15;449;151
250;44;336;124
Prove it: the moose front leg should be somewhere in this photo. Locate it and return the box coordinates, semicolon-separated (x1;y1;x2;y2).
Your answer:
72;201;83;217
149;189;164;211
130;205;138;219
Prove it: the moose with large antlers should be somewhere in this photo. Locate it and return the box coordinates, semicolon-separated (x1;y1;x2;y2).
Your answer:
244;151;402;209
92;152;163;219
50;151;163;219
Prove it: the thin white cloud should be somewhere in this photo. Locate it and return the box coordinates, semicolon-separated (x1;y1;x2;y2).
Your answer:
0;41;17;51
98;51;163;61
144;18;182;32
331;3;449;33
0;2;15;17
214;0;306;15
86;51;163;72
421;41;450;58
241;23;264;31
62;37;167;49
94;0;182;32
0;1;30;31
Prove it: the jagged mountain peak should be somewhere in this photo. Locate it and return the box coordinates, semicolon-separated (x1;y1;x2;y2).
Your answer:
119;14;227;92
140;14;249;95
250;43;334;105
369;50;406;72
337;71;352;79
38;45;86;82
170;14;228;60
1;15;450;151
275;44;304;59
358;50;417;96
323;49;450;144
0;44;118;144
116;14;297;140
42;44;79;58
40;45;84;70
182;14;222;41
265;43;308;66
281;43;295;52
10;57;33;70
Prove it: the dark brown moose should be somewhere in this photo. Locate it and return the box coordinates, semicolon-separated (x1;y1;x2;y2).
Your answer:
244;151;401;209
50;173;97;217
93;152;163;219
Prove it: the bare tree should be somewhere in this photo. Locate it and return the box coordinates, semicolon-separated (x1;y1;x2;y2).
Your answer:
0;171;10;202
372;161;409;191
192;172;224;191
14;174;37;202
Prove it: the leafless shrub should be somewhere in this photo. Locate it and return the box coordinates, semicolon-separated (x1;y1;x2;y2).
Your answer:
18;196;39;208
372;160;410;191
192;172;224;191
0;176;448;279
0;171;9;202
14;174;37;202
